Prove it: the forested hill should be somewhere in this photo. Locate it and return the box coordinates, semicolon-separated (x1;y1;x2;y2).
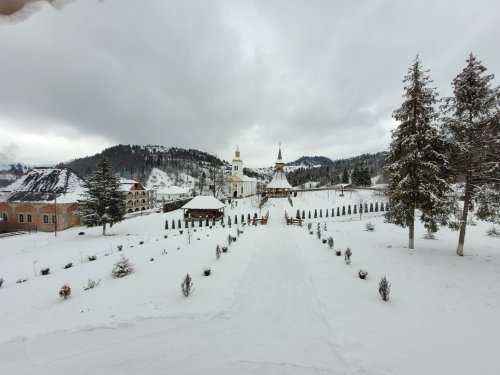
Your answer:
286;152;388;187
287;156;334;167
57;145;227;183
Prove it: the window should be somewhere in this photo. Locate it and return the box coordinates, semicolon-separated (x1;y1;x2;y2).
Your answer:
52;215;56;224
1;212;7;222
19;213;24;223
27;214;32;223
43;215;49;224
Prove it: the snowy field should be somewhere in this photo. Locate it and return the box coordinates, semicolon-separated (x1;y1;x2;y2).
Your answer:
0;190;499;375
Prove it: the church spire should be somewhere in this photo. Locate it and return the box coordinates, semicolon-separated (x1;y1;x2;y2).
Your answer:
275;143;285;170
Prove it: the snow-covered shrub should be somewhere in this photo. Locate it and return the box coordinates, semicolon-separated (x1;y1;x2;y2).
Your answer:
0;278;4;288
323;223;327;231
88;255;97;261
423;231;436;240
328;237;334;249
344;248;352;264
64;262;73;269
41;267;50;276
150;257;154;261
216;245;221;260
486;226;500;237
379;276;391;301
83;278;100;290
336;250;341;256
181;274;193;297
365;222;375;232
59;284;71;300
222;246;228;253
117;245;123;251
111;255;135;278
203;267;211;276
358;269;368;279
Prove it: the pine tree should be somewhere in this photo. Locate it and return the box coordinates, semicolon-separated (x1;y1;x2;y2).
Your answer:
385;56;451;249
341;167;349;184
111;254;135;278
441;53;500;256
77;158;126;235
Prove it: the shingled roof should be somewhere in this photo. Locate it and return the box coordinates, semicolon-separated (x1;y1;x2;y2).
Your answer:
0;168;85;203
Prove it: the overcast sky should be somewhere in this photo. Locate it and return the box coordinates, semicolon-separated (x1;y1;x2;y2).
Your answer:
0;0;499;167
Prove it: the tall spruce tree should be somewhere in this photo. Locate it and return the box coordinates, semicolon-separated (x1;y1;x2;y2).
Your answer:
441;53;500;256
78;158;126;235
341;167;349;184
385;56;451;249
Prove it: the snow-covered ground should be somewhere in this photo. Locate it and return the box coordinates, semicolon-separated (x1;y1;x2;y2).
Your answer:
0;190;499;374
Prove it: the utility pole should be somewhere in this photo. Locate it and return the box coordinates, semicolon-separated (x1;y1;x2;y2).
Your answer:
54;194;58;237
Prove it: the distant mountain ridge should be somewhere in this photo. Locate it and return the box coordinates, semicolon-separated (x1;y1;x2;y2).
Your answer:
287;156;334;167
286;152;388;187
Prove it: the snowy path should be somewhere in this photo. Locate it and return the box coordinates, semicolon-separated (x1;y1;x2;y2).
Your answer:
1;200;361;375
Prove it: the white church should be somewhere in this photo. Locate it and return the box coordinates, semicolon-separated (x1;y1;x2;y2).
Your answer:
226;147;258;198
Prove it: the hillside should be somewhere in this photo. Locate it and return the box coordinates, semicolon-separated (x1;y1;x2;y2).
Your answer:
286;151;388;187
57;145;229;186
287;155;334;168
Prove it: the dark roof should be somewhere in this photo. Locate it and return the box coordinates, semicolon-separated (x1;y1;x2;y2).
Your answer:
1;168;84;203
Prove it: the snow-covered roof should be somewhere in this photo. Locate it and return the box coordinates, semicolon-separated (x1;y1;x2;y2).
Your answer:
266;170;293;190
0;168;84;203
157;186;191;195
182;196;225;210
119;178;146;192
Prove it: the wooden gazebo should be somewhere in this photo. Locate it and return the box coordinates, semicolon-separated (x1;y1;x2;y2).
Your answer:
181;196;225;219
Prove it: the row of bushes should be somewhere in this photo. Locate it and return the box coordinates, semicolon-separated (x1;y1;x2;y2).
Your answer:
296;202;388;220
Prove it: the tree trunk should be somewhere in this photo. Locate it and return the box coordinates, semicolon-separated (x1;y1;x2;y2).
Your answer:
457;180;470;256
409;206;415;249
102;222;107;236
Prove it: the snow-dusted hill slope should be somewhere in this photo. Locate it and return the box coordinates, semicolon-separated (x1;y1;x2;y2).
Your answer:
146;167;198;190
0;190;498;374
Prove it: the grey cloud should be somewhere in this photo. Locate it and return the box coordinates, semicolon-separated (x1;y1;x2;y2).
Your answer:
0;143;20;164
0;0;499;166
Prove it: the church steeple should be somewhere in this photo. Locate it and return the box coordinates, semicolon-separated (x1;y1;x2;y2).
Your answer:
231;146;243;177
275;143;285;170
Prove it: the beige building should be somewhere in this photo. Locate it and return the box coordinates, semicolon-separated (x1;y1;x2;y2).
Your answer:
120;179;156;213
